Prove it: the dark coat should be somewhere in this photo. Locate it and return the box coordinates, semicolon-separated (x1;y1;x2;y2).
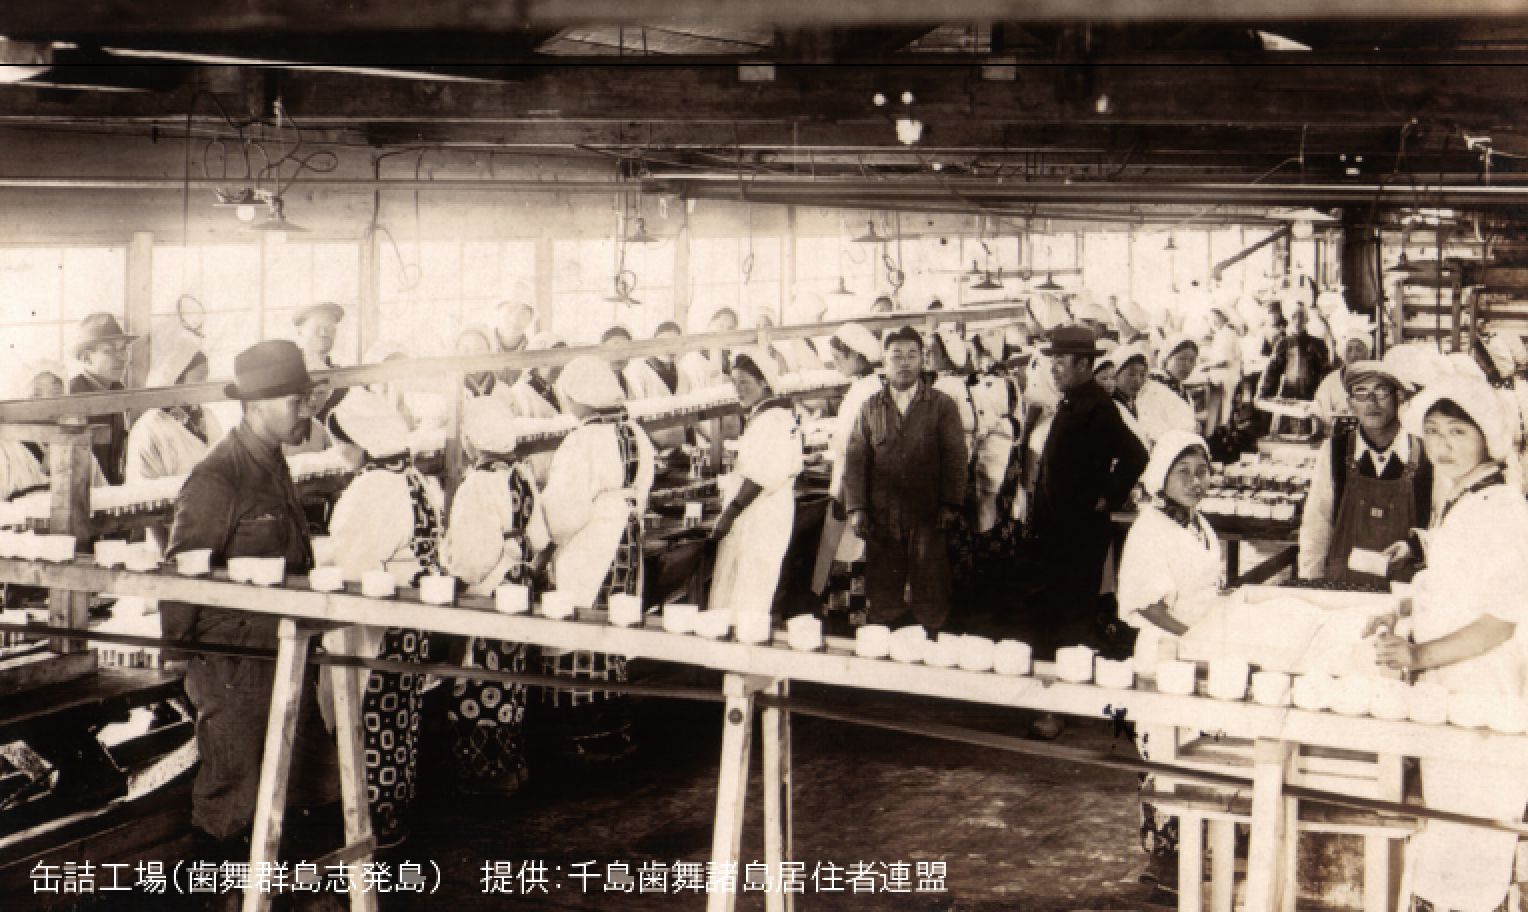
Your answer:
843;375;968;540
1030;378;1149;547
1259;332;1331;400
69;372;127;486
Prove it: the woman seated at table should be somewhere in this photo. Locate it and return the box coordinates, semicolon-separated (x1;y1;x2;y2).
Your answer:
708;348;803;619
537;355;654;764
125;334;218;482
1117;429;1224;889
440;396;554;794
1369;375;1528;912
322;388;447;847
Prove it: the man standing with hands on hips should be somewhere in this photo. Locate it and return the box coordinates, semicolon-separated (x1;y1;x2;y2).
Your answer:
844;326;968;633
161;340;339;865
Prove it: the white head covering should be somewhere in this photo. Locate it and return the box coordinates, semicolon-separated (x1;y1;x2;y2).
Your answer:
1142;430;1211;496
1071;292;1113;326
557;355;625;409
1113;341;1152;374
9;359;69;398
1157;332;1200;366
1030;297;1070;332
1485;335;1518;380
935;330;970;370
331;388;410;458
1404;374;1511;462
462;395;525;454
1335;327;1372;361
1507;334;1528;371
147;331;207;388
527;331;568;352
1445;351;1487;382
1115;299;1151;335
731;347;781;390
833;323;882;363
1382;344;1449;391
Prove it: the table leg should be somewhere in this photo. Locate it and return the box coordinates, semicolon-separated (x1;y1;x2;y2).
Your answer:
1180;813;1205;912
1225;540;1241;582
708;673;760;912
1209;820;1236;912
330;626;379;912
762;679;792;912
1244;739;1296;912
244;619;315;912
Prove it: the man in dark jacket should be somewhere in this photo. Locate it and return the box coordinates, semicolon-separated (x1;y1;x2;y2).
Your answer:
1029;326;1149;657
161;340;339;850
68;313;138;485
1259;306;1330;401
844;326;969;631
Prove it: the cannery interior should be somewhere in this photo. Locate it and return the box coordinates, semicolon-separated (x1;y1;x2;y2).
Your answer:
2;3;1528;911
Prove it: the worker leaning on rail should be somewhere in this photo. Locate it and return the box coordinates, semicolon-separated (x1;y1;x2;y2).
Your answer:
160;340;340;854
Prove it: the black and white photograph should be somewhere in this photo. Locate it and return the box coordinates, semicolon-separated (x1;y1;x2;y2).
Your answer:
0;2;1527;911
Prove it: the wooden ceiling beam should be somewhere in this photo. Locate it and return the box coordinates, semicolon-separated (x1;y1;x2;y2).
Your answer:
4;0;1528;35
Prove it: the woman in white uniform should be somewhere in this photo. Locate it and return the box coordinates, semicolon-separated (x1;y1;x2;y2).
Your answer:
1111;344;1153;451
811;323;884;606
1117;430;1224;889
708;349;803;619
323;388;447;847
1370;375;1528;912
125;336;218;482
1137;334;1200;442
538;356;655;762
1;362;61;500
440;396;554;794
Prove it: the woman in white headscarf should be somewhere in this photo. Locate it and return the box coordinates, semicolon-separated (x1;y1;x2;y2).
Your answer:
0;362;60;500
323;388;447;846
1137;334;1201;442
811;322;884;602
537;355;655;762
439;396;553;794
1117;430;1223;887
1367;375;1528;912
708;349;803;620
125;335;219;482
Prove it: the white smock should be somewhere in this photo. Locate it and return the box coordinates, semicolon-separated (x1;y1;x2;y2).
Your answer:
827;374;883;563
125;409;210;482
1406;479;1528;912
1208;325;1242;426
934;373;1013;530
1136;378;1198;443
540;419;656;610
504;374;562;485
1310;368;1352;429
622;359;685;449
709;402;803;619
1117;502;1223;675
441;460;552;597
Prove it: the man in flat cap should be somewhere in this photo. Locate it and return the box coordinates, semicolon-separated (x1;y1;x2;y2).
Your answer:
293;301;346;423
68;313;138;485
161;340;338;858
844;325;968;632
1028;326;1148;689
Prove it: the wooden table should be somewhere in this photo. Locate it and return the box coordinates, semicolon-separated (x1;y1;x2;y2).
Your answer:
1115;509;1300;586
2;558;1525;912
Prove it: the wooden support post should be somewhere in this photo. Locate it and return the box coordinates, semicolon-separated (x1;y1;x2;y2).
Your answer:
48;421;93;654
761;679;792;912
1209;819;1236;912
1180;813;1205;912
708;673;761;912
1367;755;1404;912
534;236;555;334
674;218;692;333
1244;739;1296;912
358;230;381;356
124;232;154;410
783;206;797;322
245;619;317;912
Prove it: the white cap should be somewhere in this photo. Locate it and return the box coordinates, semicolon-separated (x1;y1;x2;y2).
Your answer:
331;388;410;458
1404;374;1511;462
1141;430;1211;496
833;323;883;363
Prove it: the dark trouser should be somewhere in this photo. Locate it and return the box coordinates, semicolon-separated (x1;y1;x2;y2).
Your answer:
1027;528;1112;659
184;654;340;841
865;520;951;631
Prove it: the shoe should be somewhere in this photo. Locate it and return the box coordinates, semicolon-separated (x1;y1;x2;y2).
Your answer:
1030;714;1064;741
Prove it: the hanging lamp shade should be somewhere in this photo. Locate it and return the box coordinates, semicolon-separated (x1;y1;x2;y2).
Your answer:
1035;272;1063;291
626;217;659;244
829;277;854;296
965;260;984;278
972;271;1003;291
247;197;306;234
851;220;888;244
1164;234;1178;251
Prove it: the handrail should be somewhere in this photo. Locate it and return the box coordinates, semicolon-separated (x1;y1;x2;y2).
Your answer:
0;305;1031;422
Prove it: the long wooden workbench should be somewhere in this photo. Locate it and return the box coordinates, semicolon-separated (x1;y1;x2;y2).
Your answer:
1;557;1524;912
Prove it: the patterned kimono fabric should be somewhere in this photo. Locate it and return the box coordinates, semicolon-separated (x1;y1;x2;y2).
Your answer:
537;410;642;763
447;458;539;793
359;455;443;840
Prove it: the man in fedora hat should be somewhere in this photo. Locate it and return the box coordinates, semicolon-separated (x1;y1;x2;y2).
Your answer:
69;313;139;485
161;340;338;853
1028;326;1148;686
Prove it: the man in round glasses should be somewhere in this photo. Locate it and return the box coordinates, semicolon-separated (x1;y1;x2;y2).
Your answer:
69;313;139;485
1298;360;1434;586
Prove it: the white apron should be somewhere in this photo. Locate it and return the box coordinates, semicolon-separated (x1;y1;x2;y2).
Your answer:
125;408;209;482
812;374;883;591
710;403;803;618
542;418;656;610
1117;504;1223;675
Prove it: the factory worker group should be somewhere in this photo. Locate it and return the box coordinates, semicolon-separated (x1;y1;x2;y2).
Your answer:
13;283;1528;912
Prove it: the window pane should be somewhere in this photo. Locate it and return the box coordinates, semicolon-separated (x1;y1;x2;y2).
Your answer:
62;248;126;322
201;245;261;313
0;249;64;325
